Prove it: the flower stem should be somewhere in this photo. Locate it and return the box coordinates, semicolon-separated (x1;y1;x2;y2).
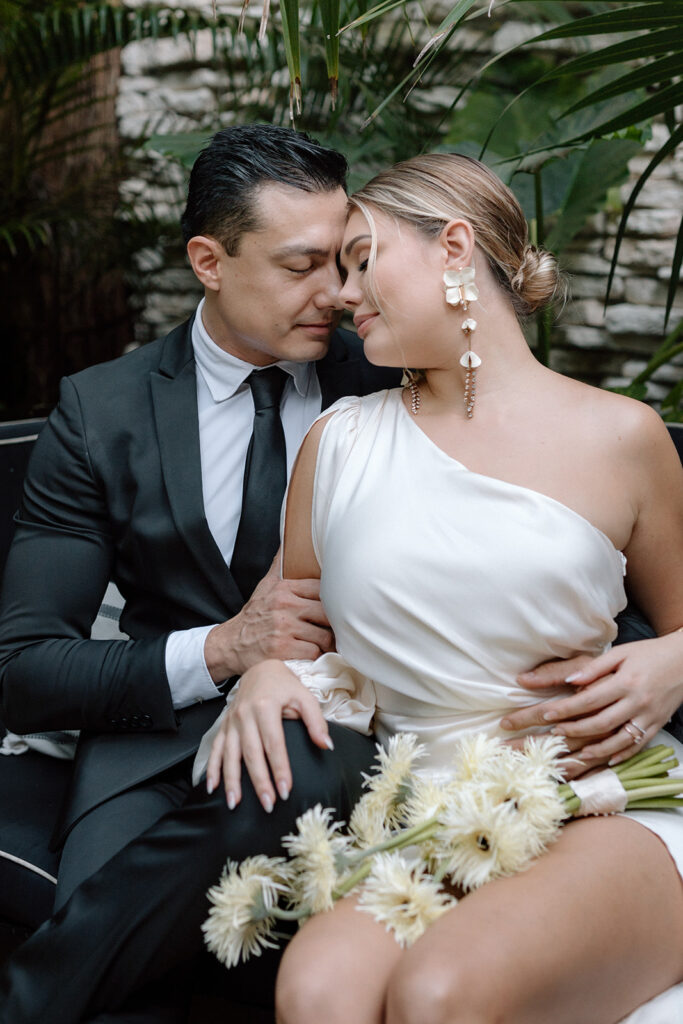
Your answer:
626;798;683;809
619;761;678;782
620;782;683;802
347;820;438;865
270;906;309;922
334;820;440;897
616;746;673;776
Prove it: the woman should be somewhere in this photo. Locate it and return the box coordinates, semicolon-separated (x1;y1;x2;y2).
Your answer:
205;154;683;1024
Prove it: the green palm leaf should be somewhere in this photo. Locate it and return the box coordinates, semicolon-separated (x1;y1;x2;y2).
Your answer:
319;0;341;105
279;0;302;117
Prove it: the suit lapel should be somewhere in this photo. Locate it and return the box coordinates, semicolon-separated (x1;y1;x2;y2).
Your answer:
151;320;244;616
316;329;364;409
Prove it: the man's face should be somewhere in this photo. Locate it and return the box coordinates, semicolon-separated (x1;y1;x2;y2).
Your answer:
199;183;348;365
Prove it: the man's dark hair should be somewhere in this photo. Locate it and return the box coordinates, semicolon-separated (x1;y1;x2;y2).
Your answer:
180;124;348;255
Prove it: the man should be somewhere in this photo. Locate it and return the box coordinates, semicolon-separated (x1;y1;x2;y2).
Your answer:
0;124;399;1021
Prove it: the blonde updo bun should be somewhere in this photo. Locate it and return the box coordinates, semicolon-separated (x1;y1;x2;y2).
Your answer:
350;153;564;319
509;245;563;316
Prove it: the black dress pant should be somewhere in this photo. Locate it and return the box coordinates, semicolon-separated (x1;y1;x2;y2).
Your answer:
0;721;376;1024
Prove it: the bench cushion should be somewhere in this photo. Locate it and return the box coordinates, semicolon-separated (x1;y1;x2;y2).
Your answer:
0;739;71;928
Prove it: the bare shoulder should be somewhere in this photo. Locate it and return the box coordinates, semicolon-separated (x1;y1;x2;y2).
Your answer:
554;374;675;466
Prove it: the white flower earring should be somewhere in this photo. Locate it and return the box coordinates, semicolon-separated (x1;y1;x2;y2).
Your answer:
443;266;478;310
443;266;481;420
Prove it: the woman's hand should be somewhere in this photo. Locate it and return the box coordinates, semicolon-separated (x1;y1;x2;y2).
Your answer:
502;634;683;769
206;660;333;813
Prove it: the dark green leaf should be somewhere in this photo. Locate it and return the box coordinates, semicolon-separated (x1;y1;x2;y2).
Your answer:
544;137;640;253
665;214;683;330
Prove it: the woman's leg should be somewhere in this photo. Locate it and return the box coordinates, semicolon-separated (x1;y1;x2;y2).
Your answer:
386;816;683;1024
276;894;402;1024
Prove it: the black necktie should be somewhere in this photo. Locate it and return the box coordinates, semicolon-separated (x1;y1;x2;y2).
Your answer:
230;366;288;601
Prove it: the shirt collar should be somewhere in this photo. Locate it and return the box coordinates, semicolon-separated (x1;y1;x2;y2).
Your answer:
191;299;315;402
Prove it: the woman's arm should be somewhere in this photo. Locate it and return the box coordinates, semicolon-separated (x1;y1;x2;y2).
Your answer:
503;404;683;767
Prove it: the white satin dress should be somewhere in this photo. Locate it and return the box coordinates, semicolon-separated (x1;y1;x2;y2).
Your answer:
195;388;683;1021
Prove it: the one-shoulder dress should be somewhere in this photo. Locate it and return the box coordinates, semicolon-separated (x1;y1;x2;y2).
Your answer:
196;388;683;1022
300;390;683;873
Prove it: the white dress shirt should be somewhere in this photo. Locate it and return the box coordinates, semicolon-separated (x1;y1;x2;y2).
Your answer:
165;299;323;708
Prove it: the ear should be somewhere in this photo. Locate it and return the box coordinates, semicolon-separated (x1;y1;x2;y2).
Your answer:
440;219;475;270
186;235;225;291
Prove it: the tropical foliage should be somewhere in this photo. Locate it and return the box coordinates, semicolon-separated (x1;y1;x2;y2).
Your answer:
2;0;681;417
1;0;232;415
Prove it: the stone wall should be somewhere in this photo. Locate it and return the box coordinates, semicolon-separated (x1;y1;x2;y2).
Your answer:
116;11;682;409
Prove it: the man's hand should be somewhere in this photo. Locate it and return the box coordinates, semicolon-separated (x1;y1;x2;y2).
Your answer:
500;654;596;733
502;637;683;774
206;660;333;812
501;654;602;780
204;554;334;681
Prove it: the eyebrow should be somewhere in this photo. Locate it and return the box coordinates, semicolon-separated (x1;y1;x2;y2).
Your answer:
273;245;331;259
344;234;371;255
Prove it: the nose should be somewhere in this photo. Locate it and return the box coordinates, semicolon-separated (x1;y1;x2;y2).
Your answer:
338;274;361;310
313;260;345;309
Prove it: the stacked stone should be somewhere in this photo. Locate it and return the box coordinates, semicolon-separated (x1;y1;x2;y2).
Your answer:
555;123;683;401
117;11;682;409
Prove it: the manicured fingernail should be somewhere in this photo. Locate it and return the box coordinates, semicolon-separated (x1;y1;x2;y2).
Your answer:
277;780;290;801
500;718;512;730
543;711;558;721
520;670;535;679
206;778;215;795
565;673;582;683
226;790;236;810
608;756;619;766
550;726;563;735
324;736;335;751
261;793;274;813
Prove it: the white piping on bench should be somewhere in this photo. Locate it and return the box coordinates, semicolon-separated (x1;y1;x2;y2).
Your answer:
0;435;40;447
0;850;57;884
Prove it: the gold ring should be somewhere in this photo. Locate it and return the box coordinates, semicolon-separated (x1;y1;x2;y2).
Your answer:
624;721;644;744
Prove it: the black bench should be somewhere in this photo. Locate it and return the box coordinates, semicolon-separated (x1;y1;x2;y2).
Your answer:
1;417;682;1015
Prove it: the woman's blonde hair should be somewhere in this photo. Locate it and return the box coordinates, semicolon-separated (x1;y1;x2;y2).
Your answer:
349;153;562;318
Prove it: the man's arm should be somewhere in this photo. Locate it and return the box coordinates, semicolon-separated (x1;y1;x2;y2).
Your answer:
0;377;176;735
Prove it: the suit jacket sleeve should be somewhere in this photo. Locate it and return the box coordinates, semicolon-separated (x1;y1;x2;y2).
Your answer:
0;377;177;736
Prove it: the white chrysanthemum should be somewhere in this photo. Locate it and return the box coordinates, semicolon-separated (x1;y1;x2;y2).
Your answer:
476;739;568;846
357;852;457;946
282;805;351;913
437;785;533;890
402;776;456;828
202;856;291;967
400;775;458;865
349;792;391;849
521;733;570;781
477;756;566;854
450;733;511;784
360;734;426;829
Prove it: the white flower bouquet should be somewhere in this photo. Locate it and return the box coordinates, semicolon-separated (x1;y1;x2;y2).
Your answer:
202;734;683;966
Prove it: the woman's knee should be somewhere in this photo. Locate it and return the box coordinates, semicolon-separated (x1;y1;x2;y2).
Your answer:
386;954;490;1024
276;936;344;1024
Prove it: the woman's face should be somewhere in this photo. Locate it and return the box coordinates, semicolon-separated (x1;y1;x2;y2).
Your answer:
339;206;459;371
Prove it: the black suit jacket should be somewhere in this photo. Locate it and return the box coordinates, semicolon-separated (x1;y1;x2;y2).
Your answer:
0;318;400;846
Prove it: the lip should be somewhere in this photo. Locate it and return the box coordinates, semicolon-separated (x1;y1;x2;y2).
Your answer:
354;313;379;339
297;321;334;337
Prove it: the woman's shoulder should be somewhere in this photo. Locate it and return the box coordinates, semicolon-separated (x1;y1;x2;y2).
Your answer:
297;388;396;467
311;388;398;440
552;372;672;462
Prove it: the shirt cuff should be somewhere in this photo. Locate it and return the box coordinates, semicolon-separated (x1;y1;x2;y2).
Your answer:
165;626;223;709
